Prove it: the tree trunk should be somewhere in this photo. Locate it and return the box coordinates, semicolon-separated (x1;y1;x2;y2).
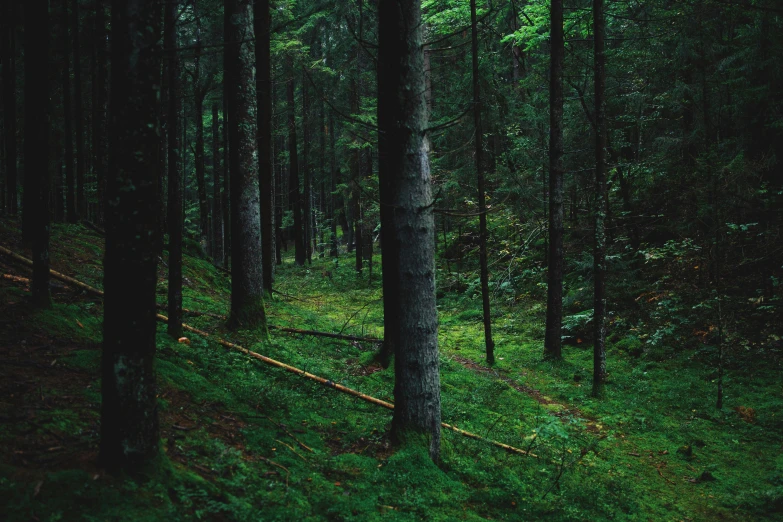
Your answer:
165;0;182;339
72;0;86;219
211;104;224;268
26;0;51;308
287;60;305;266
592;0;607;397
92;0;107;225
329;111;338;257
379;0;441;461
194;92;209;252
254;0;274;290
225;0;268;331
470;0;494;365
101;0;162;472
62;0;76;223
544;0;564;360
222;97;230;266
2;0;18;215
302;74;313;264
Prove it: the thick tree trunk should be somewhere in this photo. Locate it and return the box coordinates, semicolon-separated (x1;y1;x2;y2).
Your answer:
379;0;441;461
62;0;76;223
92;0;107;225
211;104;224;268
592;0;607;397
225;0;268;331
26;0;51;308
254;0;274;290
101;0;162;472
351;74;363;272
287;61;305;266
166;0;182;339
72;0;86;219
470;0;494;365
544;0;564;360
2;1;18;215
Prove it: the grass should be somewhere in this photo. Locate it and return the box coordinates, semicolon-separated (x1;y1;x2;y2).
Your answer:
0;218;781;520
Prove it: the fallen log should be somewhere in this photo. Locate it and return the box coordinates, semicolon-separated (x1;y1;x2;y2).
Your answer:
0;245;539;459
268;326;381;344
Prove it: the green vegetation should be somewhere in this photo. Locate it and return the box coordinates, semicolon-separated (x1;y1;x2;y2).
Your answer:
1;221;780;520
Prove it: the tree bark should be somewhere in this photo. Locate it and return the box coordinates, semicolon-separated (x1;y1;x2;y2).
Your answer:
286;59;306;266
166;0;183;339
211;104;224;268
379;0;441;461
225;0;268;331
2;0;18;215
92;0;107;225
592;0;607;397
302;73;313;264
544;0;564;360
25;0;51;308
194;38;210;253
329;111;338;258
72;0;86;219
470;0;494;365
254;0;274;291
62;0;76;223
101;0;162;472
222;98;230;266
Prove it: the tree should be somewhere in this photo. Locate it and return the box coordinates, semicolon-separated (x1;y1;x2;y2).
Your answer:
544;0;564;360
470;0;494;365
287;58;306;266
62;0;76;223
101;0;162;472
211;104;224;268
72;0;85;219
378;0;441;461
166;0;183;339
1;0;18;215
592;0;607;397
225;0;268;330
254;0;274;292
92;0;107;225
26;0;52;308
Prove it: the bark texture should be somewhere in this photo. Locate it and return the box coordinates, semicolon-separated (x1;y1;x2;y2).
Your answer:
544;0;564;360
2;0;18;215
471;0;494;365
286;62;305;266
254;0;274;291
592;0;608;396
72;0;86;218
101;0;162;472
225;0;268;331
25;0;51;308
166;0;183;339
378;0;441;461
211;104;224;268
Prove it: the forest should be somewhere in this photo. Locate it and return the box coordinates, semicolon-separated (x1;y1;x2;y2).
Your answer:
0;0;781;519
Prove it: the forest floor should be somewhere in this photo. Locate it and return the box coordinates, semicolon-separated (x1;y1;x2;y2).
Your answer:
0;218;781;521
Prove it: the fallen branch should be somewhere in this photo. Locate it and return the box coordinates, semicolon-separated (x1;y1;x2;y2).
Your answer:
1;245;539;460
269;325;381;344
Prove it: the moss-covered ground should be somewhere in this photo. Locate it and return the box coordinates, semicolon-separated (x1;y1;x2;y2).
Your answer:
0;219;781;520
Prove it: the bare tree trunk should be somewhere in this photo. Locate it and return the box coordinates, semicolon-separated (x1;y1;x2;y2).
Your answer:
101;0;162;473
92;0;107;225
329;111;338;257
379;0;441;461
72;0;86;219
225;0;268;330
62;0;76;223
544;0;564;360
470;0;494;365
302;74;313;264
222;97;230;266
254;0;274;290
165;0;182;339
211;104;224;267
592;0;607;397
2;1;18;215
26;0;52;308
287;59;305;266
